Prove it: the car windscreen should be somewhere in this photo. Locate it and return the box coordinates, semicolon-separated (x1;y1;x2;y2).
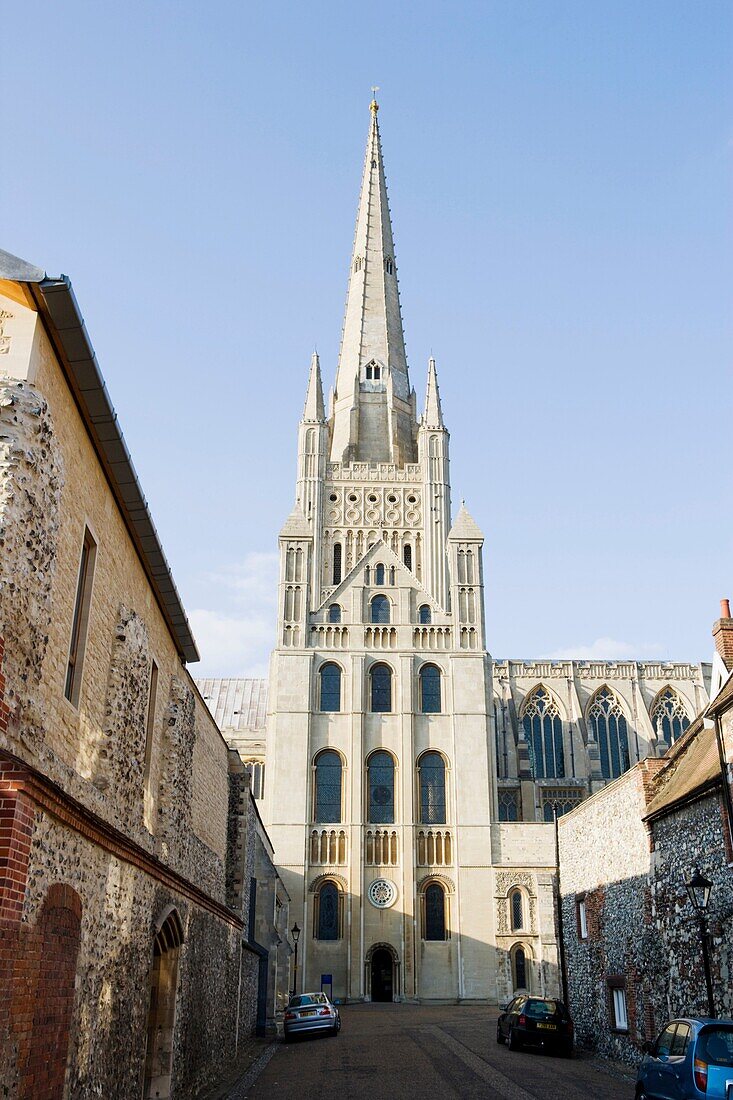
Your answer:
289;994;327;1008
698;1027;733;1067
523;1000;562;1019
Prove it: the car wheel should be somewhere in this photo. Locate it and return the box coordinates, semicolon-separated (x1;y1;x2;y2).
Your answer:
508;1027;522;1052
496;1026;504;1045
635;1090;648;1100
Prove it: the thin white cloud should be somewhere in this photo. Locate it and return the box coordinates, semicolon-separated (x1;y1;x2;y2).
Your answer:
190;552;278;677
543;636;664;661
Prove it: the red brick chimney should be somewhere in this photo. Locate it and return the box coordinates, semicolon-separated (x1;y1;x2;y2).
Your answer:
713;598;733;670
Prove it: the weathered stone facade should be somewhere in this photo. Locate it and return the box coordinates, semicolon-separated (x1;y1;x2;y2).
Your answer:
558;701;733;1066
0;261;281;1098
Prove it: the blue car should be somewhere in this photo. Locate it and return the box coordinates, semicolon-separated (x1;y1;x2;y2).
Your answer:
636;1018;733;1099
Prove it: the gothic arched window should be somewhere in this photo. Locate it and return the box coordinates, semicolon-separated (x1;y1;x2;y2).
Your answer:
328;604;342;624
370;595;390;624
424;883;446;940
651;688;691;748
332;543;342;585
319;663;342;713
418;751;446;824
314;750;342;823
370;663;392;713
512;945;528;991
367;750;395;823
588;687;630;779
375;563;385;586
510;889;524;931
419;604;432;625
419;665;441;714
316;881;340;940
521;687;565;780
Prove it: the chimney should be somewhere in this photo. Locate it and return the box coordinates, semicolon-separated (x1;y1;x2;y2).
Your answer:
713;598;733;670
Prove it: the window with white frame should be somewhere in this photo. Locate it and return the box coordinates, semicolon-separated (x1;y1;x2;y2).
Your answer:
608;978;628;1031
576;895;588;940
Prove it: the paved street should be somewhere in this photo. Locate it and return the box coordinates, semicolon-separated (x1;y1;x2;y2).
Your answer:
241;1004;635;1099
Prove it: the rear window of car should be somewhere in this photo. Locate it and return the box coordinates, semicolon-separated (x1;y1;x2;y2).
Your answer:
290;994;327;1007
697;1027;733;1067
524;1000;562;1019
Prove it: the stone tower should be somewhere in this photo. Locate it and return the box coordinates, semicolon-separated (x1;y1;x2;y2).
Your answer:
264;101;508;1003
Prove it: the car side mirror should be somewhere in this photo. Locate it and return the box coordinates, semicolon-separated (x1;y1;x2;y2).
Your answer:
642;1041;654;1055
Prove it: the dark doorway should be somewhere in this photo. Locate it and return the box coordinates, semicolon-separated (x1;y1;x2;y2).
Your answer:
370;948;394;1002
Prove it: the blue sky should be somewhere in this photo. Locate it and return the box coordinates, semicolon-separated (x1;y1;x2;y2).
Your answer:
4;1;732;676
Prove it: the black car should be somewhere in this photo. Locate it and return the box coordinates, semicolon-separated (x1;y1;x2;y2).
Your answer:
497;995;574;1056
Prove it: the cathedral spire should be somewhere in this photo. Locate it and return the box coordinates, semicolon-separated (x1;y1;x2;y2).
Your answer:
303;351;325;422
330;101;415;465
422;357;445;429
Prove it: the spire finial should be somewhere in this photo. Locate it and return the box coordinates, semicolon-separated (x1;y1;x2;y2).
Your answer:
370;86;380;113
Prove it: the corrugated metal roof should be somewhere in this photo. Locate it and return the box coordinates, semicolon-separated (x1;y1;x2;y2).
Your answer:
196;679;268;731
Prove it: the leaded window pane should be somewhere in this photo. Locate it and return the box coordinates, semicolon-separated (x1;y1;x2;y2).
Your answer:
498;789;520;821
317;882;339;940
368;750;394;823
370;664;392;712
522;687;565;779
419;751;446;824
375;563;385;586
514;948;527;989
541;788;583;821
651;688;690;749
404;545;412;571
328;604;342;624
588;688;630;779
420;665;441;713
511;891;523;930
424;884;446;940
319;663;341;713
419;604;431;625
332;543;342;585
371;595;390;623
315;750;342;823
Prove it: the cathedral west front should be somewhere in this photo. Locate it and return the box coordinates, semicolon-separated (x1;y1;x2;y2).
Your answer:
199;100;710;1005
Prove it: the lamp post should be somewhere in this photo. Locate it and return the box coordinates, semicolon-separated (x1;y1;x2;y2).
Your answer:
686;869;715;1017
290;922;301;1000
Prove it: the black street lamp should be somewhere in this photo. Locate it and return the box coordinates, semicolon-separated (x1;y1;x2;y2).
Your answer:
290;922;301;1000
686;869;715;1017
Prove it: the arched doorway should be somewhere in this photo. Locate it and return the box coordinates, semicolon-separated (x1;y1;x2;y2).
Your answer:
370;948;394;1002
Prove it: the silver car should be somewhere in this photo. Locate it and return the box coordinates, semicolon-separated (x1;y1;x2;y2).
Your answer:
283;992;341;1040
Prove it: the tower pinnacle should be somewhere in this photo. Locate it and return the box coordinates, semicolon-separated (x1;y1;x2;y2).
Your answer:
303;351;325;422
329;103;415;465
423;357;445;429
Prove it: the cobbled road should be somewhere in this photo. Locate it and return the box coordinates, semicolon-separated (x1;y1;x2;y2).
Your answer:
240;1004;634;1099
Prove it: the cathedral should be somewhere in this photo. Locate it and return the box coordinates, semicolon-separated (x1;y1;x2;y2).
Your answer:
199;100;710;1004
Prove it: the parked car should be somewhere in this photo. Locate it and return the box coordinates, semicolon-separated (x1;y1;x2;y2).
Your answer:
637;1017;733;1099
496;995;573;1056
283;992;341;1040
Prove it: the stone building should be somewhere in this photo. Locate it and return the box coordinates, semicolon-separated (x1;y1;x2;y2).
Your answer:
0;253;276;1097
558;609;733;1063
200;101;713;1006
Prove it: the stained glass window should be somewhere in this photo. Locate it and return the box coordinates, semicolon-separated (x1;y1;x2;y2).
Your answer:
651;688;690;749
498;789;520;821
368;751;395;823
588;688;630;779
541;788;582;821
419;604;431;625
375;563;385;586
424;883;446;940
371;595;390;624
317;882;339;940
521;687;565;779
319;663;341;713
314;751;342;823
510;890;523;931
332;543;342;585
420;665;441;713
328;604;341;624
419;752;446;824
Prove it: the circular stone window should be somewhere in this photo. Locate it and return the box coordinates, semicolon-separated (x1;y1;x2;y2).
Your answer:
348;493;358;502
367;878;397;909
387;494;397;503
329;493;338;502
368;493;377;502
407;495;416;504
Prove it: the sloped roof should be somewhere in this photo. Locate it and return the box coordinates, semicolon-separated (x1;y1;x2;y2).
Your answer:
196;678;268;731
280;506;312;539
644;716;721;819
1;247;199;662
706;671;733;718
